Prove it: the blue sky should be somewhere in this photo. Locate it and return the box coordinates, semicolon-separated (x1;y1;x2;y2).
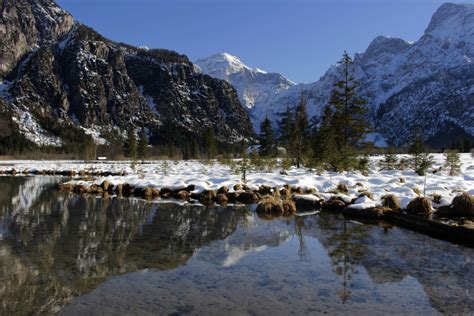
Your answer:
57;0;461;83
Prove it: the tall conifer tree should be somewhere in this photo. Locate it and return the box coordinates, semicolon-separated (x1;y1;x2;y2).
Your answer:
293;94;310;168
328;51;369;153
259;117;276;157
277;105;295;149
137;128;148;159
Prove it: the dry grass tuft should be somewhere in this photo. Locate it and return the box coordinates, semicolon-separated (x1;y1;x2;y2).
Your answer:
406;197;432;215
382;194;401;211
452;193;474;217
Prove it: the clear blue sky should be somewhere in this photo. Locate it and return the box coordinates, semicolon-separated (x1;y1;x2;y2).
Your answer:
56;0;462;83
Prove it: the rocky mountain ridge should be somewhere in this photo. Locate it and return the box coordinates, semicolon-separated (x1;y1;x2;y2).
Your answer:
197;3;474;147
0;0;254;149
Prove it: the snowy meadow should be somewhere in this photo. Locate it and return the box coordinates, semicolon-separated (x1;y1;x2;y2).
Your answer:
1;154;472;212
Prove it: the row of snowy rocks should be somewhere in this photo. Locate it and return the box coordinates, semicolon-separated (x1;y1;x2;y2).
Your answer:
59;180;474;220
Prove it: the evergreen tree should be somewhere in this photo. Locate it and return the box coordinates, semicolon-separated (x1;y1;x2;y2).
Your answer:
444;150;462;176
408;135;425;171
137;128;148;159
202;127;217;159
82;136;96;160
124;126;137;160
259;117;276;157
312;106;338;169
327;51;369;167
277;105;295;149
292;94;310;168
378;148;399;171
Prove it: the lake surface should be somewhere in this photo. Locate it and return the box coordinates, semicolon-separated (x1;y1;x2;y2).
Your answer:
0;176;473;315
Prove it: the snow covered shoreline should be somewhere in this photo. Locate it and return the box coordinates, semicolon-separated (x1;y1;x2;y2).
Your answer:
1;154;473;211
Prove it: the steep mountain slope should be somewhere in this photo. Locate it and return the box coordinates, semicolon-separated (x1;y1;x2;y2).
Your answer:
198;3;474;146
0;0;254;148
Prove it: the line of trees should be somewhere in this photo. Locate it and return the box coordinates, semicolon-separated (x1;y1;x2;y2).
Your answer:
258;51;371;171
256;52;466;176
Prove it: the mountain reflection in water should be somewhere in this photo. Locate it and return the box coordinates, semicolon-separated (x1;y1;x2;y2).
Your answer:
0;177;473;315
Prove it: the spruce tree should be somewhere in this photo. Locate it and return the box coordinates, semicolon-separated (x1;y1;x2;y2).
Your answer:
444;150;462;176
137;128;148;159
313;106;338;169
259;117;276;157
124;126;137;160
82;136;96;161
378;148;399;171
327;51;369;168
277;105;294;150
408;136;433;175
293;94;310;168
408;136;425;171
202;127;217;159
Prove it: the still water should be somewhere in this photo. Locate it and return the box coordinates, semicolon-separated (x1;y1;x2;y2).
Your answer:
0;176;473;315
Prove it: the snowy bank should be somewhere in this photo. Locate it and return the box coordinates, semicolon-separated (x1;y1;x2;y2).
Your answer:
1;154;473;211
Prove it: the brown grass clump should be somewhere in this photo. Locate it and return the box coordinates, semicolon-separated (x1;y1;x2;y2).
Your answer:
406;197;432;215
256;196;284;216
412;187;422;196
358;191;374;200
280;188;290;198
337;183;348;194
115;183;123;196
217;186;229;194
236;191;259;204
226;191;240;203
136;187;153;199
452;193;474;217
215;193;229;205
381;194;401;211
199;189;217;204
322;197;346;212
256;196;296;217
258;185;272;196
101;180;110;191
282;199;296;216
175;190;191;200
59;183;73;192
272;187;281;198
74;185;90;194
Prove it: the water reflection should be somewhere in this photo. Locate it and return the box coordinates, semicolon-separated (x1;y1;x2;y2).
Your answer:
0;177;473;315
0;177;243;315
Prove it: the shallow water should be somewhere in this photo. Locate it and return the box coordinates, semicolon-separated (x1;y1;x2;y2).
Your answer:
0;176;473;315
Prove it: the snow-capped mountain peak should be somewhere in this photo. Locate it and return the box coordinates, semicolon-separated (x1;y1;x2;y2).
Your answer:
196;3;474;146
195;53;295;114
195;52;271;79
425;3;474;40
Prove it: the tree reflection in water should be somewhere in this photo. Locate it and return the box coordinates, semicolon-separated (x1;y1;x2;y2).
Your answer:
0;177;243;315
1;177;474;315
317;214;370;303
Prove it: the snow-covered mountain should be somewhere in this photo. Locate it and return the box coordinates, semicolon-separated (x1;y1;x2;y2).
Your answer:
195;53;295;127
197;3;474;147
0;0;254;148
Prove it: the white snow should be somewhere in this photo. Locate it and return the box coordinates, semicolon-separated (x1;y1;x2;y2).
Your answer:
11;110;62;147
80;126;108;145
1;154;473;210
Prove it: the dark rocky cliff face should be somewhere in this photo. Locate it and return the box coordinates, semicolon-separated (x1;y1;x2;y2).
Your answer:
0;1;254;147
0;0;74;79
